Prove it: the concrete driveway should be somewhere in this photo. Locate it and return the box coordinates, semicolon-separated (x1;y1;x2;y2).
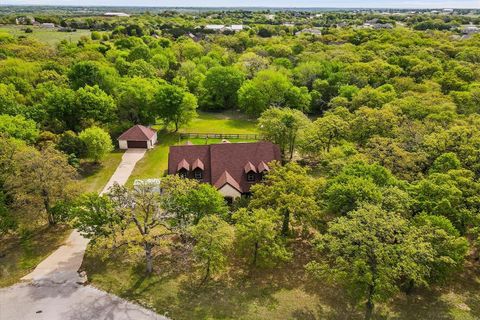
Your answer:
101;148;147;195
0;147;168;320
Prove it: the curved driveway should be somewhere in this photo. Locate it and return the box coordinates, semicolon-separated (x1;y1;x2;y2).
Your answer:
0;149;167;320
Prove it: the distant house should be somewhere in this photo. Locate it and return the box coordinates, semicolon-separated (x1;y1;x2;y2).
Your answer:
229;25;244;32
117;125;157;149
40;23;55;28
168;141;281;201
295;28;322;36
461;24;479;34
205;24;225;31
104;12;130;17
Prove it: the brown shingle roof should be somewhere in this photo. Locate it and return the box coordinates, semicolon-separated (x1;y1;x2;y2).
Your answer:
258;161;270;172
118;125;156;141
244;161;257;173
168;142;281;193
177;159;190;171
213;171;242;192
192;158;204;171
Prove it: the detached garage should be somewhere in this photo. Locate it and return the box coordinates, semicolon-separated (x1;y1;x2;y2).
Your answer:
118;125;157;150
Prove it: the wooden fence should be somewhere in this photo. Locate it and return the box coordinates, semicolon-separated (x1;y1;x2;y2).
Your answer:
179;133;263;140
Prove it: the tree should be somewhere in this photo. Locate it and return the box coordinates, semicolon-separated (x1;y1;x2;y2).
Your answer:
68;61;104;90
307;204;433;320
249;162;319;236
0;114;39;144
72;183;175;274
199;66;245;111
79;126;113;163
6;146;77;225
0;83;23;116
152;84;198;132
258;107;310;160
160;175;228;236
238;69;311;116
190;215;234;283
74;85;117;128
233;208;291;267
116;77;160;124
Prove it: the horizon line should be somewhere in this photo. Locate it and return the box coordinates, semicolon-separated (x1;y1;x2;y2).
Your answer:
0;4;478;9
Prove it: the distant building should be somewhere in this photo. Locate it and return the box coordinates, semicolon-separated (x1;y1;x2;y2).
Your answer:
40;23;55;28
283;22;295;27
205;24;225;31
168;141;281;200
461;24;479;34
295;28;322;36
373;23;394;30
204;24;244;32
104;12;130;17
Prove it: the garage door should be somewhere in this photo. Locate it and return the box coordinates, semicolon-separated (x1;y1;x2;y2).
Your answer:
127;140;148;148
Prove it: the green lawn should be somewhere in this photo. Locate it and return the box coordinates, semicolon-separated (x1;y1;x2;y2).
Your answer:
0;25;91;46
78;150;125;193
0;225;71;288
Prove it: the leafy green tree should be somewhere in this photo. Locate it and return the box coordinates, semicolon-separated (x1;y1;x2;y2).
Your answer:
238;69;310;116
73;183;175;274
429;153;461;174
127;59;157;78
233;208;291;267
79;126;113;163
152;84;198;132
75;85;117;128
116;77;159;124
190;215;234;283
6;146;77;225
57;130;86;158
250;162;319;236
0;83;23;116
307;204;433;320
258;107;310;160
199;66;245;111
160;175;228;235
68;61;105;90
0;114;39;144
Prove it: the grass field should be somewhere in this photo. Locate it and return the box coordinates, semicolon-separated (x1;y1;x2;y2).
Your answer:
78;150;125;193
0;25;91;46
0;225;71;288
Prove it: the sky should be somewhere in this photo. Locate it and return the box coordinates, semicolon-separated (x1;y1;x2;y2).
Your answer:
2;0;480;8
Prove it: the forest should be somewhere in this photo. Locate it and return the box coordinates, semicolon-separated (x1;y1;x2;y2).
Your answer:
0;8;480;320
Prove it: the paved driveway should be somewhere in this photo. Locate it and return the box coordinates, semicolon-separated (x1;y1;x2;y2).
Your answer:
101;148;147;195
0;147;167;320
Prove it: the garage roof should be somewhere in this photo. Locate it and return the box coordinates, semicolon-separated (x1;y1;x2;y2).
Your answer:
118;125;156;141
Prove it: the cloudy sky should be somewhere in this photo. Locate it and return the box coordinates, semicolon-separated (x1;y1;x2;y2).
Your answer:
3;0;480;8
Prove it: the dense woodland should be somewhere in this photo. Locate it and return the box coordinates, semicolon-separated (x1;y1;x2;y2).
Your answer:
1;9;480;319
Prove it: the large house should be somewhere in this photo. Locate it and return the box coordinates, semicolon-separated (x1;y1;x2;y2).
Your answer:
168;141;281;201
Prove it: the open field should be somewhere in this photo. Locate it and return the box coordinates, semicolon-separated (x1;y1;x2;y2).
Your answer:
0;225;71;288
0;25;91;46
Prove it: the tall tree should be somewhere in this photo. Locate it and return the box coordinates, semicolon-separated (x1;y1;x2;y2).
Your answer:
6;146;77;225
199;66;245;111
258;107;310;160
190;215;234;284
307;204;433;320
249;162;319;236
152;84;198;132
